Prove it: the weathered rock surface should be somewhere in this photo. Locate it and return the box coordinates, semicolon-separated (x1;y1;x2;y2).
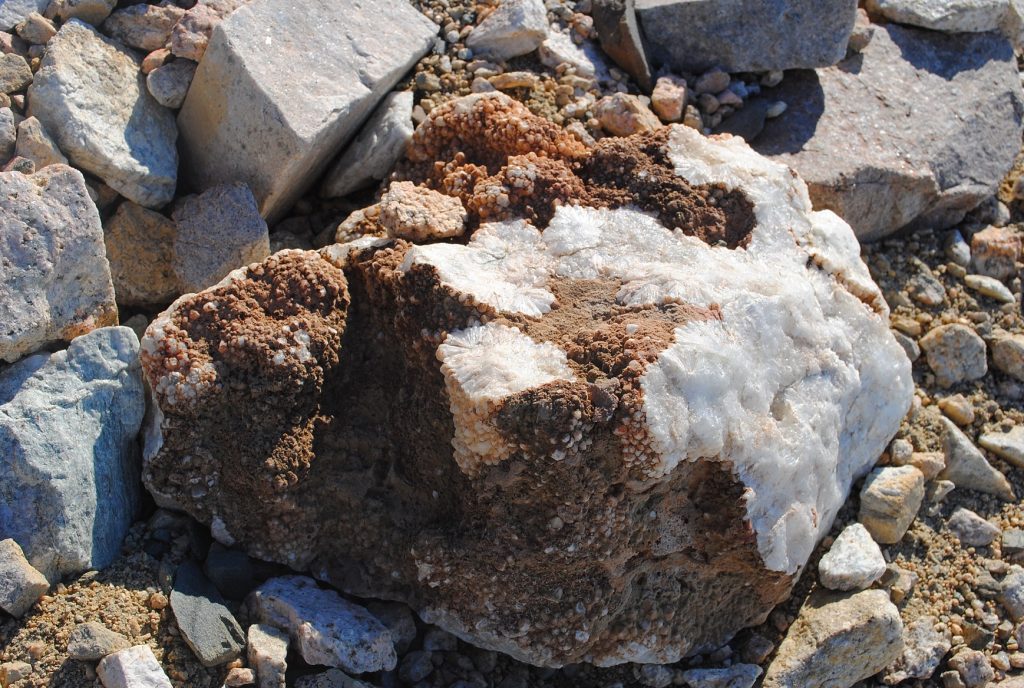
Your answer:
920;324;987;387
859;465;925;544
321;91;414;199
101;3;184;51
0;539;48;617
0;0;46;31
591;0;652;90
978;425;1024;468
14;116;67;170
247;623;288;688
103;201;180;307
177;0;437;222
140;94;911;667
636;0;858;74
818;523;887;590
883;615;951;684
170;182;270;293
96;645;172;688
465;0;548;61
248;576;396;673
0;327;143;581
55;0;116;25
66;621;131;661
169;560;245;667
762;589;903;688
947;507;1000;547
146;59;195;110
27;20;178;207
867;0;1008;33
940;417;1015;501
754;23;1024;241
0;164;116;362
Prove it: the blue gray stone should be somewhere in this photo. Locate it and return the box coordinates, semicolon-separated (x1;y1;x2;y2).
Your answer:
0;326;144;580
27;20;178;208
170;560;245;667
636;0;857;74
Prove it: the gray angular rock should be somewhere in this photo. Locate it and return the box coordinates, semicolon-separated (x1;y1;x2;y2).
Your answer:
247;624;288;688
948;507;1000;547
67;621;131;660
939;418;1015;501
818;523;887;591
1002;565;1024;621
762;588;903;688
101;3;185;52
170;182;270;293
919;324;987;388
465;0;548;61
678;664;762;688
27;20;178;208
169;560;245;667
866;0;1008;33
0;0;47;31
0;326;143;580
754;23;1024;241
0;52;30;93
992;334;1024;381
978;425;1024;469
146;59;195;110
177;0;437;222
0;106;16;162
591;0;652;90
55;0;116;25
0;164;116;363
884;616;952;684
15;115;67;169
321;91;414;199
0;538;48;617
636;0;857;74
248;576;397;674
96;645;172;688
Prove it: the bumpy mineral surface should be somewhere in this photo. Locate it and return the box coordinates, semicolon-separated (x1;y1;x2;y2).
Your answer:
140;93;912;668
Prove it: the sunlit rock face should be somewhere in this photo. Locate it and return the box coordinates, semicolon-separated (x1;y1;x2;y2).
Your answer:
141;93;912;668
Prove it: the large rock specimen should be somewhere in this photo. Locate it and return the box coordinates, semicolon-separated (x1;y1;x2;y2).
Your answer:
635;0;858;74
177;0;437;222
140;94;912;667
27;20;178;208
0;164;116;363
0;326;144;580
754;22;1024;241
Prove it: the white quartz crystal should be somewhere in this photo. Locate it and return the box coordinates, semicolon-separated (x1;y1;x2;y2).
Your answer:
410;127;912;575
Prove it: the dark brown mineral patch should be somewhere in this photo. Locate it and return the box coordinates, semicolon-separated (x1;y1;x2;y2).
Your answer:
396;93;755;247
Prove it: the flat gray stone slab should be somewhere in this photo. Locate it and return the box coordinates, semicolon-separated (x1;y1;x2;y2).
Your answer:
177;0;437;222
636;0;857;73
754;22;1024;241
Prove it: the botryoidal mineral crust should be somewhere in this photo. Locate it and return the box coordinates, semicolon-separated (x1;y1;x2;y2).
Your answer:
141;93;912;668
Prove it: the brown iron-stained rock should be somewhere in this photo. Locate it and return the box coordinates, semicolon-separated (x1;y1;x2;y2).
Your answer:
142;93;912;667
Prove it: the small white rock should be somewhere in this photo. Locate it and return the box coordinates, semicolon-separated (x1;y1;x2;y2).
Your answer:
96;645;172;688
818;523;887;591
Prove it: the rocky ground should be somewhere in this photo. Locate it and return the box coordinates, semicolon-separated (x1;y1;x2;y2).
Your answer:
4;0;1024;687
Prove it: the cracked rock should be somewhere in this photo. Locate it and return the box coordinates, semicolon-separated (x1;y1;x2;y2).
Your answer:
139;93;911;668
